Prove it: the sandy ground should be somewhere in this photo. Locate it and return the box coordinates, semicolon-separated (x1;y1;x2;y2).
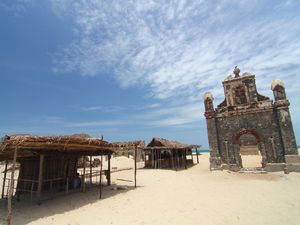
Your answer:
1;153;300;225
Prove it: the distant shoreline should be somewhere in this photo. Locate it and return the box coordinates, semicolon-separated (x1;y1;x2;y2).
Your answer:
192;149;209;153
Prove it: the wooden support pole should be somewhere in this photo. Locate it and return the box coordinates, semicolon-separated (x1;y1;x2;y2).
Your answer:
107;154;111;186
157;150;159;169
157;149;159;169
184;149;187;169
83;156;86;192
65;177;69;195
134;145;137;188
30;182;34;202
7;147;17;225
90;156;92;185
182;151;184;168
152;149;154;168
155;150;157;169
159;150;161;168
196;148;199;164
37;154;44;199
173;152;175;169
176;150;179;171
99;155;103;199
1;160;8;199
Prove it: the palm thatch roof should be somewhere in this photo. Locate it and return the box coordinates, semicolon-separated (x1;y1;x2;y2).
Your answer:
112;140;145;149
0;134;115;160
144;137;200;150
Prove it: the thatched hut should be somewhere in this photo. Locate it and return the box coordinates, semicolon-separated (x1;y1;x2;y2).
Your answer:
0;134;116;201
143;137;198;169
112;140;145;161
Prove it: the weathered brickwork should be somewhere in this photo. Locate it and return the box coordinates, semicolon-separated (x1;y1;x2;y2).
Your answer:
204;67;298;171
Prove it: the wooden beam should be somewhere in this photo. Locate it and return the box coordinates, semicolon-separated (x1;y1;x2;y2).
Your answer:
107;154;111;186
7;147;17;225
99;155;103;199
1;160;8;198
196;148;199;164
117;178;133;182
37;154;44;199
134;145;137;188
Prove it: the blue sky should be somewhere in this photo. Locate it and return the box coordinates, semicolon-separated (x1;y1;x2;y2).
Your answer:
0;0;300;147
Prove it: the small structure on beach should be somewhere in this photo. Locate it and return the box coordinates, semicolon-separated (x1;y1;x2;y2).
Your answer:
112;140;145;161
204;67;299;172
0;135;115;202
143;137;199;170
0;135;144;224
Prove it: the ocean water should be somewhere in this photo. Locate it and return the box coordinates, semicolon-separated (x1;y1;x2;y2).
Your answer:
192;148;209;153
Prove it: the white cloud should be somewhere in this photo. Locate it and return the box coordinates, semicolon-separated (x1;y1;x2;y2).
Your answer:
81;105;124;113
49;0;300;131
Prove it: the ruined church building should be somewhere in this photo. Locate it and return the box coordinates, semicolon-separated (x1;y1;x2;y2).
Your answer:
204;67;299;172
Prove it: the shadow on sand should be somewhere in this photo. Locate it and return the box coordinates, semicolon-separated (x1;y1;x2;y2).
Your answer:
0;183;142;225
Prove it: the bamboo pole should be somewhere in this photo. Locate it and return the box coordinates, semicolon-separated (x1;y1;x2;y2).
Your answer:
37;154;44;199
65;177;69;195
30;181;34;202
107;154;111;186
151;149;154;168
90;156;92;185
134;145;137;188
7;147;17;225
176;150;179;171
83;156;86;192
159;150;161;168
99;155;103;199
157;149;159;168
154;150;156;169
184;149;187;169
1;160;8;198
157;150;159;169
183;150;185;169
172;152;174;169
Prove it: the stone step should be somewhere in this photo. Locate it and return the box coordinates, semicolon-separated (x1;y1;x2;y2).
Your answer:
285;155;300;164
264;163;286;172
286;163;300;172
239;167;267;174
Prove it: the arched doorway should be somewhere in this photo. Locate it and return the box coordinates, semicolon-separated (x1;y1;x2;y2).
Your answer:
234;130;263;169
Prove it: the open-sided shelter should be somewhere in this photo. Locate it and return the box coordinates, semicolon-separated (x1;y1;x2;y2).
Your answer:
143;137;198;169
0;134;116;202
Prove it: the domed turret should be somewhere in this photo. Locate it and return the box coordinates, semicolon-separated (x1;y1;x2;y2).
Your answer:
271;79;286;101
203;92;214;112
203;92;214;101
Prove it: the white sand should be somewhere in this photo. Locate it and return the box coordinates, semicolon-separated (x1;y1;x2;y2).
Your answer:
1;153;300;225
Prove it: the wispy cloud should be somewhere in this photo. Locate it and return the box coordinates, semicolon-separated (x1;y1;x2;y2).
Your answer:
0;0;35;16
81;105;123;113
66;120;128;128
4;0;297;137
51;1;300;103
